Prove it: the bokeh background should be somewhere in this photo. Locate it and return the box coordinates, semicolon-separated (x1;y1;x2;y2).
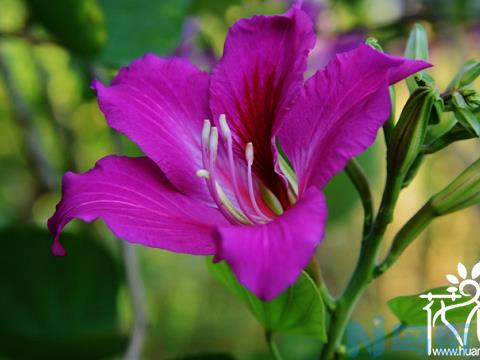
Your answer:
0;0;479;359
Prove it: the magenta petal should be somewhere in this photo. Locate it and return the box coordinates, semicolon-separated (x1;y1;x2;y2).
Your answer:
214;188;327;301
48;156;227;256
278;44;432;193
210;6;315;193
93;55;211;201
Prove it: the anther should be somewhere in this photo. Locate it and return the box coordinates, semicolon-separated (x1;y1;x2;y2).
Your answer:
245;142;272;222
245;142;254;165
209;127;219;162
202;120;211;145
219;114;231;140
196;169;210;179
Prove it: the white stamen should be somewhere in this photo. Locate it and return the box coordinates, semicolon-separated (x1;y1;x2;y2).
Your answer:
209;127;218;162
215;182;249;224
245;142;273;222
220;116;258;224
199;122;241;225
245;142;254;165
219;114;231;139
202;119;211;145
197;114;287;225
196;169;210;179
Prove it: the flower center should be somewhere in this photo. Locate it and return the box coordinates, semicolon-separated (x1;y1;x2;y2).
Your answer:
196;114;289;225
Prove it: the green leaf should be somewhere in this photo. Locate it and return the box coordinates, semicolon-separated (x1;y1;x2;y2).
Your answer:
188;0;240;15
169;353;235;360
388;287;474;326
98;0;192;66
0;226;127;359
207;259;326;341
404;23;430;93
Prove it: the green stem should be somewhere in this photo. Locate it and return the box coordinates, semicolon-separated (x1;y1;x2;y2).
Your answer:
319;282;336;313
421;126;474;154
383;86;396;145
345;160;374;236
320;176;403;360
307;256;336;312
266;331;283;360
375;202;435;277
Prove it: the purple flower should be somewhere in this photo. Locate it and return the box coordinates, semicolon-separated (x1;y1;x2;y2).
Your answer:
48;6;430;300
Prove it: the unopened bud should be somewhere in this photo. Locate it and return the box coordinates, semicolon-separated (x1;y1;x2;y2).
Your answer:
446;60;480;92
366;37;383;51
453;107;480;137
463;90;480;109
452;91;468;109
430;158;480;215
387;87;437;178
404;23;431;93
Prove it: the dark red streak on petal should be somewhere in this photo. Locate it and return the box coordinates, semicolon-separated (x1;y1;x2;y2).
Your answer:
228;63;289;206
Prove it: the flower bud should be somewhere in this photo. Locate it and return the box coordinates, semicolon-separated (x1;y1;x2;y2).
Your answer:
446;60;480;92
404;23;431;93
387;87;437;178
452;91;468;109
366;37;383;51
430;158;480;215
463;89;480;109
453;106;480;137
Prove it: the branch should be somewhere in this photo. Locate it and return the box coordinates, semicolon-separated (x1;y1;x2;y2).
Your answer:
122;243;147;360
0;29;53;45
109;127;148;360
0;49;56;192
375;201;435;277
265;331;283;360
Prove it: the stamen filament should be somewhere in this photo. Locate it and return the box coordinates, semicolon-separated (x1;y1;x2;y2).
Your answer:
245;142;273;222
201;120;211;169
200;121;240;225
215;182;250;224
219;114;259;224
209;127;219;162
197;116;288;225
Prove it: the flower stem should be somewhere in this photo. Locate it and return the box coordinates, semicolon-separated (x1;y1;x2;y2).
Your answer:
110;129;148;360
319;176;402;360
122;243;147;360
345;160;374;236
306;256;336;312
375;201;435;277
266;331;283;360
383;86;396;145
0;49;57;192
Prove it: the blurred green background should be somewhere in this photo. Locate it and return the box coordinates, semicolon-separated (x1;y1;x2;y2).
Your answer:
0;0;479;359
